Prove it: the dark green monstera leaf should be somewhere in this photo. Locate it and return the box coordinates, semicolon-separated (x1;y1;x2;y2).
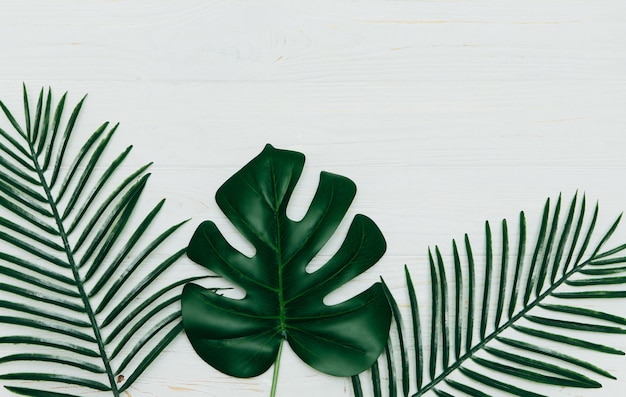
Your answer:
182;144;391;380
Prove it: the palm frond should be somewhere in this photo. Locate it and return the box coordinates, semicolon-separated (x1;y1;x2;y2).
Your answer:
0;86;198;396
355;192;626;396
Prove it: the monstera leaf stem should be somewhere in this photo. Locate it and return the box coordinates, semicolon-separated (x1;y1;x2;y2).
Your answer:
25;107;121;396
271;173;287;397
270;340;284;397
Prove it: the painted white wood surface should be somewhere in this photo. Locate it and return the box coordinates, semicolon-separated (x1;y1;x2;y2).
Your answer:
0;1;626;396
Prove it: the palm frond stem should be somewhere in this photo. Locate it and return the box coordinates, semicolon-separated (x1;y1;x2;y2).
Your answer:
26;129;120;395
412;236;614;396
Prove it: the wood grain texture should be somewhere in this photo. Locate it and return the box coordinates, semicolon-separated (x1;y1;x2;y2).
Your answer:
0;1;626;396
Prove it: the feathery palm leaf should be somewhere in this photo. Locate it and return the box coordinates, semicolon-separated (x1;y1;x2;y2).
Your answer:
0;86;196;396
354;193;626;396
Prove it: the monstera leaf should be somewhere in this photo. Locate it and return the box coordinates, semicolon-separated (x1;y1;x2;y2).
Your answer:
0;86;196;396
355;193;626;397
182;145;391;393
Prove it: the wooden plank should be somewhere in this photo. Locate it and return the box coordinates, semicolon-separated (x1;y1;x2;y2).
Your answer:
0;1;623;82
0;1;626;396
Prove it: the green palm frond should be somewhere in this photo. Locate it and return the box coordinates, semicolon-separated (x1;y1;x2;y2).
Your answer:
354;193;626;396
0;86;197;396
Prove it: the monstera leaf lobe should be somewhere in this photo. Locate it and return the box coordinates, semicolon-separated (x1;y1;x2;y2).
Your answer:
182;144;391;379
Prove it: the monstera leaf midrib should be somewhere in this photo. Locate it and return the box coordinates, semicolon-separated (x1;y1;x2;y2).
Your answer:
226;191;337;266
220;175;344;308
286;225;370;307
182;144;391;383
270;165;288;330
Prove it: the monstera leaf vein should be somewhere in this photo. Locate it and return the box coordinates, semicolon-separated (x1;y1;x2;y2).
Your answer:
285;219;370;304
199;223;275;291
183;144;391;380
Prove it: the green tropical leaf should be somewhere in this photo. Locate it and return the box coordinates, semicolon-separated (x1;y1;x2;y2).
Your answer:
0;86;196;396
182;144;391;389
356;193;626;396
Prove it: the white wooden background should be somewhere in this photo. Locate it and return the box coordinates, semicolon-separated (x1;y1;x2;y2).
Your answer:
1;1;626;396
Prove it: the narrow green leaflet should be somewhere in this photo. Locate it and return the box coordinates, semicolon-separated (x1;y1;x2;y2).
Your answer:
182;145;391;388
357;193;626;396
0;86;193;396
